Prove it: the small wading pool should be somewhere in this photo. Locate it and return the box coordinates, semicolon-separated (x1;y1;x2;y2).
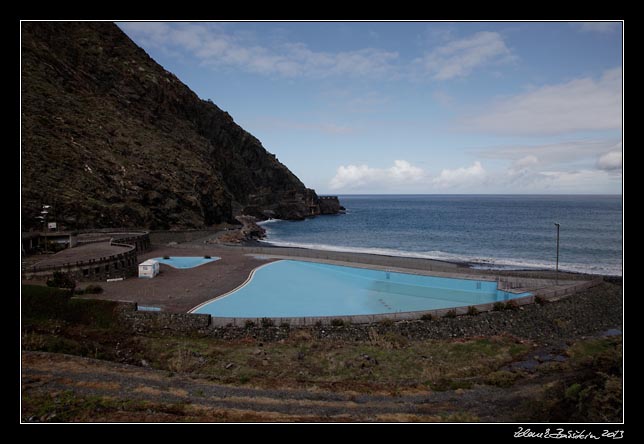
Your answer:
152;256;220;269
191;260;531;318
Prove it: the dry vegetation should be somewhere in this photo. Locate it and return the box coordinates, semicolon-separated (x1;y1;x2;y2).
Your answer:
21;284;622;422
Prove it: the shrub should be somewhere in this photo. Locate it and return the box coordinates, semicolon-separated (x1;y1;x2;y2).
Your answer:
379;318;394;327
493;301;506;311
330;318;345;327
383;331;408;349
504;300;518;310
244;320;255;328
444;310;457;319
420;313;434;321
535;295;548;305
46;271;76;294
279;321;290;329
484;370;520;388
467;306;479;316
260;317;274;328
314;320;323;327
84;284;104;294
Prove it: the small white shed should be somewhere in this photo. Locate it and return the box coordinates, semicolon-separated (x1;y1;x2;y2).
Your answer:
138;259;160;278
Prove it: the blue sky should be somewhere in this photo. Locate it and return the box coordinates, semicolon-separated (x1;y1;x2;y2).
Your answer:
117;21;622;194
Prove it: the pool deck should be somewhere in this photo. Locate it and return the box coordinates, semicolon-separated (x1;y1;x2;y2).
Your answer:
72;247;278;312
24;241;598;313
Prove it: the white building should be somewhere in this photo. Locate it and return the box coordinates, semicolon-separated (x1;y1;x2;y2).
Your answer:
138;259;160;278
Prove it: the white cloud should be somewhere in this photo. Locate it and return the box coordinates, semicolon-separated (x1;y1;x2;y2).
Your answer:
329;160;424;191
389;160;424;180
415;32;513;80
432;161;486;188
538;169;617;189
479;139;622;169
513;155;539;169
509;155;539;175
575;22;621;34
597;150;622;171
463;67;622;135
118;22;399;79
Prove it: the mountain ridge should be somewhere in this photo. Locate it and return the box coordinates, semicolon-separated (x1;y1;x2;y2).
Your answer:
21;21;338;230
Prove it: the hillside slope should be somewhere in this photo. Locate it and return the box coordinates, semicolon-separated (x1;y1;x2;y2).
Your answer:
21;21;331;229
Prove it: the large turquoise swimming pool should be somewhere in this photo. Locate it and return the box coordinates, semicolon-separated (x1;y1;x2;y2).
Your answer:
191;260;531;318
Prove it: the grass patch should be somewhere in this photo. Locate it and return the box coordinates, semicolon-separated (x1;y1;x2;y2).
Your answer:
22;390;140;422
431;378;474;391
111;334;531;393
516;336;622;422
21;390;193;422
484;370;521;387
567;337;618;364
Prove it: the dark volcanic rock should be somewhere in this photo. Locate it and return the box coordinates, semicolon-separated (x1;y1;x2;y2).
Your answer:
318;196;345;215
21;22;340;230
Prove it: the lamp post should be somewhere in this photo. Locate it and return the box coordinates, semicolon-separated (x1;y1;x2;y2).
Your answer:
554;222;560;285
41;204;50;253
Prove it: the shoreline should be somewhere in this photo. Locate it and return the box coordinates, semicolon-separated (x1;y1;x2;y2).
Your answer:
240;239;622;280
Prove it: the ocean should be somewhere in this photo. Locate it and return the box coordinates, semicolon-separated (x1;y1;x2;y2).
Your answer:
259;195;623;277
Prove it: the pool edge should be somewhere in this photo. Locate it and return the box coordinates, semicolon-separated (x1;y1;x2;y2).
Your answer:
188;260;282;314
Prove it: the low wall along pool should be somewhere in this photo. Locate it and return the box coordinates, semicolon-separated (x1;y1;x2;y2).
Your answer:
191;260;531;318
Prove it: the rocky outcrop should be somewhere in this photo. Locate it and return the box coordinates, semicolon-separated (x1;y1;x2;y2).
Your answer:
318;196;346;215
207;216;266;244
21;22;341;230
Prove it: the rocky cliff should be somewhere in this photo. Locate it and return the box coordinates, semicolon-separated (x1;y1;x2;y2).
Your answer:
21;21;339;230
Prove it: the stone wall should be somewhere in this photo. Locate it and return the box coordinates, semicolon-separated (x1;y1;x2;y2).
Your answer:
24;246;139;282
111;232;150;252
22;231;150;282
116;302;211;332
